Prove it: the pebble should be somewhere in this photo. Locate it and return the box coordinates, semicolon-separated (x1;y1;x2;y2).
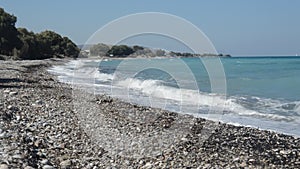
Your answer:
3;89;10;94
142;162;153;169
181;137;188;141
124;160;130;165
240;162;247;167
60;160;71;169
42;165;55;169
0;164;8;169
0;132;6;138
12;154;23;159
139;160;145;165
40;159;49;165
24;166;35;169
9;91;18;96
280;150;291;155
248;159;255;162
36;100;43;105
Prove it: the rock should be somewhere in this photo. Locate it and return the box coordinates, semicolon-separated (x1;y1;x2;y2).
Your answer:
15;115;20;121
124;160;130;166
12;154;23;159
34;140;42;147
203;164;211;168
232;157;239;162
181;137;188;141
24;166;35;169
21;94;29;99
0;131;6;138
6;104;13;111
9;91;18;96
280;150;291;155
36;100;43;105
142;162;152;169
40;159;49;165
60;160;71;169
240;162;247;167
0;164;8;169
248;158;255;162
32;100;44;107
139;160;145;165
3;89;10;94
42;165;55;169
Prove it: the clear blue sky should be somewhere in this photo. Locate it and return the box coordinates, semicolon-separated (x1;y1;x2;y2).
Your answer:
1;0;300;56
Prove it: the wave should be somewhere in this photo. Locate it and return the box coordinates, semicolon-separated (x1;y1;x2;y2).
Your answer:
295;103;300;113
49;60;114;83
115;77;225;108
49;60;300;124
112;75;298;122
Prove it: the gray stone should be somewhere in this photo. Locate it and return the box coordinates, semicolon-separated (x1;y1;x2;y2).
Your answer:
60;160;71;169
12;154;23;159
24;166;35;169
36;100;43;105
0;164;8;169
142;162;153;169
40;159;49;164
42;165;55;169
9;91;18;96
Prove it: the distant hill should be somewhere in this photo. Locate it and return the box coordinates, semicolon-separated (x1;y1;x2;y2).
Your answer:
78;43;230;58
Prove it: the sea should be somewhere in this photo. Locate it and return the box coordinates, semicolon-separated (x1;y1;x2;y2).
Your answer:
49;57;300;136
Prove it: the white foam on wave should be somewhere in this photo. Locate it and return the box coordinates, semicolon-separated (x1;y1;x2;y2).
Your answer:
114;76;296;121
115;77;223;107
294;101;300;114
226;100;293;121
94;71;114;82
48;60;114;84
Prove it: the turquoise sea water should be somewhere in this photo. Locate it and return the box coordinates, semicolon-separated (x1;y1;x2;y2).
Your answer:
49;57;300;136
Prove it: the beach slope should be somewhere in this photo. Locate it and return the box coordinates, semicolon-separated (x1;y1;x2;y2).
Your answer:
0;59;299;168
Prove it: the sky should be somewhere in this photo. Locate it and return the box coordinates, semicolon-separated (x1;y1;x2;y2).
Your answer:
1;0;300;56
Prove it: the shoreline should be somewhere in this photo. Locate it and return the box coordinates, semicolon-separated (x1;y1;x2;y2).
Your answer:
84;55;229;60
0;59;300;168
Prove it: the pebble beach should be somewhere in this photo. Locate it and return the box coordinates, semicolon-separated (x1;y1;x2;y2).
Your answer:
0;59;300;168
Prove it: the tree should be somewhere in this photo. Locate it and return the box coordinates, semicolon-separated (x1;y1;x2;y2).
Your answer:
106;45;134;57
133;45;144;51
36;30;63;58
18;29;79;59
17;28;41;59
0;8;22;56
61;37;80;58
35;30;79;59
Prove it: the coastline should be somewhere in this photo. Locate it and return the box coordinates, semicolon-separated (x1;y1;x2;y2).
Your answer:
0;59;300;168
85;55;229;60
